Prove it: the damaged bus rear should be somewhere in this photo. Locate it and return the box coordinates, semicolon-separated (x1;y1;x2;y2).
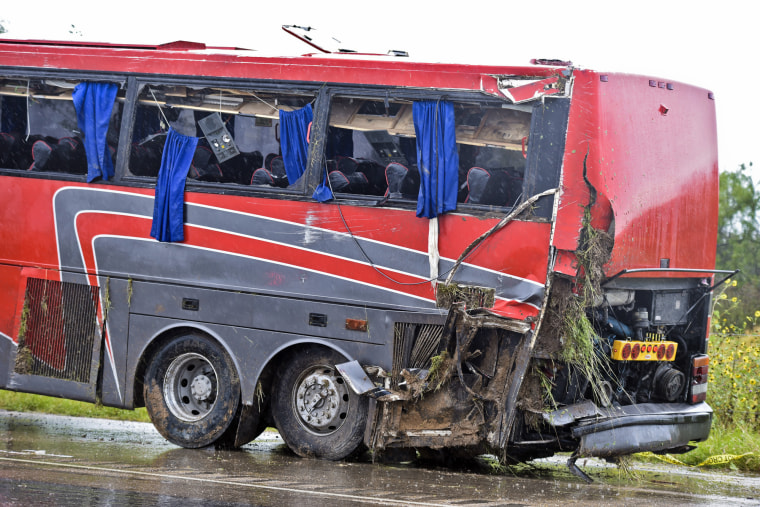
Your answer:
0;39;721;472
353;69;721;467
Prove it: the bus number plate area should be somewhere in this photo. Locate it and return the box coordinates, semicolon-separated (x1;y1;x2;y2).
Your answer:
611;340;678;361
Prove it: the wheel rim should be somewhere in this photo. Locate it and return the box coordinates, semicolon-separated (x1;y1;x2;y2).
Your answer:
163;352;219;422
292;364;350;435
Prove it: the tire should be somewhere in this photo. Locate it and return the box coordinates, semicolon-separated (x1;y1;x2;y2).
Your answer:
271;347;368;460
143;333;241;448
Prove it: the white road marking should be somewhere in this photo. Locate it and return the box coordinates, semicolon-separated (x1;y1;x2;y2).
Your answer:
0;456;448;506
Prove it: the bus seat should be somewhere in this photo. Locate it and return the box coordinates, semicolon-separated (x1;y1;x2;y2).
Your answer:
465;167;490;204
357;160;387;195
329;170;369;194
467;167;522;206
222;150;262;185
337;156;358;174
0;132;16;168
189;145;223;182
29;139;54;171
11;135;45;170
55;137;87;174
251;167;275;186
265;153;278;171
269;156;286;178
385;162;419;199
0;132;15;168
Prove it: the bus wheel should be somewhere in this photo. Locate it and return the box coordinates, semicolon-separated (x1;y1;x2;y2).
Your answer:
143;333;240;448
271;347;368;460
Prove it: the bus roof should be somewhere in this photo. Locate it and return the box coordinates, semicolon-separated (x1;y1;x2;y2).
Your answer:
0;37;569;94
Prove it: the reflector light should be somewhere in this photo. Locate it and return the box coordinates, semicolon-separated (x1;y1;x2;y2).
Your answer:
621;342;631;360
611;340;678;361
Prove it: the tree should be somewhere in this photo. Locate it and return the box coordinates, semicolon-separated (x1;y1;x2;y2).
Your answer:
716;163;760;323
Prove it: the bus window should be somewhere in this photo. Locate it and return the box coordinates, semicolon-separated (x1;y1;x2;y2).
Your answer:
326;96;415;198
128;84;315;188
0;77;123;176
454;103;529;207
325;95;530;208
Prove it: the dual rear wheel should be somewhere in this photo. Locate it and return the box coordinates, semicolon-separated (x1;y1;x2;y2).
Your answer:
143;336;367;459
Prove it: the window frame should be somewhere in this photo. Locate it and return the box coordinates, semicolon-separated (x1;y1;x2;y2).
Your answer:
321;86;534;214
0;68;127;182
119;76;327;198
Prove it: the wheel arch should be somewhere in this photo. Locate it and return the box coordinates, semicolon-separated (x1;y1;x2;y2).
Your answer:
132;323;241;408
250;338;359;405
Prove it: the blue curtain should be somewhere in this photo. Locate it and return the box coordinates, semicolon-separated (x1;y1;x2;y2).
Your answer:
413;100;459;218
280;104;332;202
150;128;198;242
72;82;118;182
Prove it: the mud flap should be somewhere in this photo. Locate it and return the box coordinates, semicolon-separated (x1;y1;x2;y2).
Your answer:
233;402;265;447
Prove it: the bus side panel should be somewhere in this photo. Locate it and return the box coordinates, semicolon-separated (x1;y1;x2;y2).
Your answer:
0;178;63;272
51;182;550;318
124;311;395;410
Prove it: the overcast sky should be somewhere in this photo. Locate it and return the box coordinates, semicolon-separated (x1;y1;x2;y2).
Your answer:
2;1;757;182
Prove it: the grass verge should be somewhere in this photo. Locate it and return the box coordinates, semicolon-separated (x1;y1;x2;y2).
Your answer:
0;390;150;423
635;424;760;472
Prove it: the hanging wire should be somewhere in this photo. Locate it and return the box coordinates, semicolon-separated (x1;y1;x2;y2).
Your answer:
324;153;505;287
243;90;279;113
325;167;443;286
148;87;170;129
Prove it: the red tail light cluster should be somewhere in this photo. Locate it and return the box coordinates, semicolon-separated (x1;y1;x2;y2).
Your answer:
690;354;709;403
611;340;678;361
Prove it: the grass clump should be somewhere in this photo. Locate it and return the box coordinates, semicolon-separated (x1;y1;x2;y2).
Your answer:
635;425;760;472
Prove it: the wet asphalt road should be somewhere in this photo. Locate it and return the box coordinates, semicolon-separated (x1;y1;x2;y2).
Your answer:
0;410;758;506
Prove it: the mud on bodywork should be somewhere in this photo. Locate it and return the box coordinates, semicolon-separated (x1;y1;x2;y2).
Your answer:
351;205;714;466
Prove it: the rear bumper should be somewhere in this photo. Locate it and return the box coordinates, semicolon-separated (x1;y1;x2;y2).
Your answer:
551;402;713;458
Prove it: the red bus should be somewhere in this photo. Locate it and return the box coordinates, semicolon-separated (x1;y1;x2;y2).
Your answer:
0;36;724;473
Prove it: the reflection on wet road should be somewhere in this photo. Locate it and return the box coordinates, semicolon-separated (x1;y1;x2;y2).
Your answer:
0;410;758;506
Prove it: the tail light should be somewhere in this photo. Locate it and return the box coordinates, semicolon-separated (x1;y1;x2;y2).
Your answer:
611;340;677;361
690;354;709;403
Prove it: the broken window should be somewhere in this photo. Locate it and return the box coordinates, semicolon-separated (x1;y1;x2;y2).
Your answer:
324;94;531;209
127;83;315;189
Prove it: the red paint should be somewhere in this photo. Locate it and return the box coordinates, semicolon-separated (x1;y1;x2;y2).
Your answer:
0;40;719;348
556;69;718;278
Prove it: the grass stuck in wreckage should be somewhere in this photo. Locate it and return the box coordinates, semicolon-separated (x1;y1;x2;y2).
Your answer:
1;285;759;473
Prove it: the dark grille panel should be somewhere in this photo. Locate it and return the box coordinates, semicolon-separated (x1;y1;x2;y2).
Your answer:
392;322;444;388
15;277;100;383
